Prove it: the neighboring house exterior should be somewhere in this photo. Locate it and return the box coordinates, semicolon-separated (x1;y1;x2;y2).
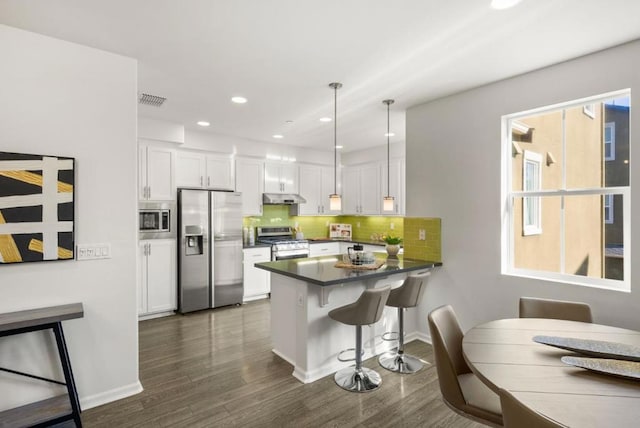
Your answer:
604;104;630;280
511;105;604;277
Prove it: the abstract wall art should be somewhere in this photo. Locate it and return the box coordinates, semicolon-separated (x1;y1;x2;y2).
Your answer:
0;151;75;264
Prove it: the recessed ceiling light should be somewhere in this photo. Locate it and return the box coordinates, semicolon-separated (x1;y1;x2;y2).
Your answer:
231;96;248;104
197;121;210;127
272;134;284;139
319;117;332;122
335;145;343;149
490;0;523;10
384;132;395;137
285;120;294;124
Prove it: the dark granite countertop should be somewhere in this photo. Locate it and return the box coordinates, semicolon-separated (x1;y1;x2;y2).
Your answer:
255;254;441;286
307;238;388;246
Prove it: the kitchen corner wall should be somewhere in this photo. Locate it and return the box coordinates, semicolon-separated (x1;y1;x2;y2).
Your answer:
244;206;442;261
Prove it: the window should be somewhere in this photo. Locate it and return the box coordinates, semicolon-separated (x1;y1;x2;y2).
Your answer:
523;151;542;235
604;122;615;161
604;194;613;224
503;90;630;291
583;104;595;118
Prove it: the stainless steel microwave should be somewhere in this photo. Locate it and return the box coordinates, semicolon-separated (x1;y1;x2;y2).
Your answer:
139;209;170;232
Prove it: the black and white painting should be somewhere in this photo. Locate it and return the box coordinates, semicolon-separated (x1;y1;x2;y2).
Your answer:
0;151;75;264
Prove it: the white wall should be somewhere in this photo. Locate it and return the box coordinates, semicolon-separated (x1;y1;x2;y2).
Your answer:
407;40;640;335
0;25;140;410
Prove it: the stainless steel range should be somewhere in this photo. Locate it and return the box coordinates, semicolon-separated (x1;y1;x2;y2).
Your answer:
256;226;310;261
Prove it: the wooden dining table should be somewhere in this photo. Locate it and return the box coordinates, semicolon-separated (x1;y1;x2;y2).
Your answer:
462;318;640;427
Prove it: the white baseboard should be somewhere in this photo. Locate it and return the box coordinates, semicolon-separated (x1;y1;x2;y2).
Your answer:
412;331;432;344
80;381;143;410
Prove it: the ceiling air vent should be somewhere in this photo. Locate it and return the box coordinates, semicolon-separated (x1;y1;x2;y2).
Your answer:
138;93;166;107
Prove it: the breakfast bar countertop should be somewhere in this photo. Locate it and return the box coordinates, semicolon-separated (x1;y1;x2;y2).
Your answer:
255;254;441;286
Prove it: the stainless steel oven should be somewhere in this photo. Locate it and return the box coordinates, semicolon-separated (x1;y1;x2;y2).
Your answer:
139;202;175;239
256;226;310;261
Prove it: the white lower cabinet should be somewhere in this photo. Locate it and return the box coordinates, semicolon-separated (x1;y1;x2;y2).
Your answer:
139;239;176;316
243;247;271;301
309;242;341;257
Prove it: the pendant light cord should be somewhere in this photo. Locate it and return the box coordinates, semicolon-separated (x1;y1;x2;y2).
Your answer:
386;101;390;197
334;84;338;195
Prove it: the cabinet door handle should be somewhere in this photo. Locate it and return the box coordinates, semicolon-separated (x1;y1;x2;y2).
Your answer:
148;243;151;256
207;177;210;187
200;176;203;186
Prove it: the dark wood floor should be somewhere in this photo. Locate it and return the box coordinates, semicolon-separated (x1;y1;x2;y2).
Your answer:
81;300;484;427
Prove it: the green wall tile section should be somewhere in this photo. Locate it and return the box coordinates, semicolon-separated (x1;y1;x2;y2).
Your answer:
243;207;442;262
403;217;441;262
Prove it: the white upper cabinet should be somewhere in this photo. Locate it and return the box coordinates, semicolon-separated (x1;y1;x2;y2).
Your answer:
236;157;264;216
139;143;175;201
342;162;380;215
381;159;405;215
297;164;341;215
264;162;299;194
175;151;235;190
205;155;235;190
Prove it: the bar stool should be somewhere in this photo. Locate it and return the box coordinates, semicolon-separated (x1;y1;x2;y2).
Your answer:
378;270;431;373
328;285;391;392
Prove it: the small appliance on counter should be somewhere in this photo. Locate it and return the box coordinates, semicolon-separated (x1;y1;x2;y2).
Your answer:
329;223;352;240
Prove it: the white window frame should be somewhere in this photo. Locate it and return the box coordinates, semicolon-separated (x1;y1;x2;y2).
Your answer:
522;150;542;236
604;194;614;224
583;104;596;118
604;122;616;161
501;89;631;292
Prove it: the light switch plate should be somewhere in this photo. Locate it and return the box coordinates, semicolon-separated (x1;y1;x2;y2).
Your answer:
77;243;111;261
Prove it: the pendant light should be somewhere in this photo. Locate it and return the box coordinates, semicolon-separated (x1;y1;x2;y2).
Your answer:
383;99;395;212
329;82;342;211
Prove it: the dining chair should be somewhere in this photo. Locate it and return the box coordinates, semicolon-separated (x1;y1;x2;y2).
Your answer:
427;305;503;427
499;388;567;427
519;297;593;323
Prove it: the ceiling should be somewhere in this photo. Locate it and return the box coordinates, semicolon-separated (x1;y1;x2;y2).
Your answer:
2;1;640;153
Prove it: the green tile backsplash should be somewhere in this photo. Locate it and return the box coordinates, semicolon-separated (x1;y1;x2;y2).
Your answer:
244;206;441;262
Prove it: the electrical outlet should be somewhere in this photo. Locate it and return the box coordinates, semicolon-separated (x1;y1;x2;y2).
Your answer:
297;293;304;307
390;222;394;230
419;229;426;240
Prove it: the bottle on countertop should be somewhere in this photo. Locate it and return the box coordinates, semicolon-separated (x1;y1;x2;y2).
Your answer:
243;227;249;245
249;227;255;246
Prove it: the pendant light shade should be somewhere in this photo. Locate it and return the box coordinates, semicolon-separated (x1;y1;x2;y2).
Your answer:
329;82;342;211
383;99;395;212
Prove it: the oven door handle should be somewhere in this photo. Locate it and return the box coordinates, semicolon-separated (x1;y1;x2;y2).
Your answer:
274;253;309;261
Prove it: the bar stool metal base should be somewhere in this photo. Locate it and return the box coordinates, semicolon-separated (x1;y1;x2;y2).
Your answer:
334;366;382;392
378;349;424;374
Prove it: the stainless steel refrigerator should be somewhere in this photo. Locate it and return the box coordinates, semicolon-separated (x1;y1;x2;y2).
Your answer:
178;189;243;313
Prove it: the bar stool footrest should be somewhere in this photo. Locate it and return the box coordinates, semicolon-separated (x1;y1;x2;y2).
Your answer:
337;347;365;362
381;331;399;341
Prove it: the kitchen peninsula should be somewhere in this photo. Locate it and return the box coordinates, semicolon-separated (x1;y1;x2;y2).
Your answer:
255;255;441;383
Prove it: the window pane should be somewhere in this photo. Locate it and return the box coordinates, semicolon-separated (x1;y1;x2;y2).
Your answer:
564;195;603;278
565;105;603;189
603;97;629;186
511;111;562;191
513;196;561;273
604;194;624;280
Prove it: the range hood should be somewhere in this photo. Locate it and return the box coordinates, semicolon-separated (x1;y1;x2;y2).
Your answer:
263;193;306;205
